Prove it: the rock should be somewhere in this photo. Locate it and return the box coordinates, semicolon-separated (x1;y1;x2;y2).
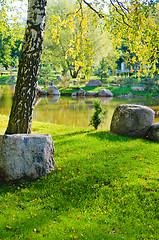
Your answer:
47;86;60;95
36;85;47;95
86;91;98;97
131;87;145;91
9;76;16;81
98;89;113;97
152;96;159;99
110;104;155;138
77;88;86;96
109;83;120;86
116;93;133;99
72;92;78;97
134;95;146;99
71;89;86;97
147;122;159;142
0;134;55;182
85;79;102;87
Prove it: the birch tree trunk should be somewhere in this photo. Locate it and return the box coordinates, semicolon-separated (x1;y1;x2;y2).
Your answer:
5;0;47;134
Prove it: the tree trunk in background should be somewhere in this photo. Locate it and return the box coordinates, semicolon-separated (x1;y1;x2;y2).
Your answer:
5;0;47;134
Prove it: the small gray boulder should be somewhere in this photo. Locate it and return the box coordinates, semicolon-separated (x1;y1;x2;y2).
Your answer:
0;134;56;182
71;89;86;97
98;89;113;97
131;86;145;91
85;79;102;87
36;85;47;96
147;122;159;142
110;104;155;138
78;88;86;96
86;91;98;97
47;86;60;95
72;92;78;97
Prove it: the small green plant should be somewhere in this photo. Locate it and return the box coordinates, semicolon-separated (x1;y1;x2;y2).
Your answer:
89;99;103;130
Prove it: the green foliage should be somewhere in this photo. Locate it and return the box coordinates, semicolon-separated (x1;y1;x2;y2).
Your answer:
105;0;159;77
0;1;24;68
0;114;158;239
89;100;103;130
43;0;112;79
45;0;94;79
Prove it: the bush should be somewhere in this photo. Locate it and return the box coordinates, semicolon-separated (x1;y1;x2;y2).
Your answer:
89;100;103;130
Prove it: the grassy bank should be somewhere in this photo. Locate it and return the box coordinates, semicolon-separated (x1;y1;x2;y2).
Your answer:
0;114;158;240
1;73;159;98
57;86;159;98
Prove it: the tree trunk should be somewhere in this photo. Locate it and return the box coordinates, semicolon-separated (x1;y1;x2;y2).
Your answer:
5;0;47;134
69;66;81;79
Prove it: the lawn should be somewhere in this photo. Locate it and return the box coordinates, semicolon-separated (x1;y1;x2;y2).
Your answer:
0;114;158;240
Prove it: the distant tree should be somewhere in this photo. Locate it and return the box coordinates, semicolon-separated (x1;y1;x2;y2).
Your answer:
45;0;94;79
43;0;112;80
106;0;159;77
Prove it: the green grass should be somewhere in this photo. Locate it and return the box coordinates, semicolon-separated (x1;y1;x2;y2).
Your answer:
57;85;159;98
0;114;159;240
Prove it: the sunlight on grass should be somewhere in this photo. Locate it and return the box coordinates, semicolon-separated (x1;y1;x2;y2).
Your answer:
0;115;158;239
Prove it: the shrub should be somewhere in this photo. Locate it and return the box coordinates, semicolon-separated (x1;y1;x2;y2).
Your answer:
89;100;103;130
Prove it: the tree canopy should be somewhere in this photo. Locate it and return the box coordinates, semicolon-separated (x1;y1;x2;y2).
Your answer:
41;0;159;79
87;0;159;76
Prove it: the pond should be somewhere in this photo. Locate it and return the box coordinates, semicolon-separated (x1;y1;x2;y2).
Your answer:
0;85;159;129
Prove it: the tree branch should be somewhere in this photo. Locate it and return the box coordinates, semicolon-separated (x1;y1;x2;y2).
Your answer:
110;0;132;28
83;0;104;18
116;0;129;14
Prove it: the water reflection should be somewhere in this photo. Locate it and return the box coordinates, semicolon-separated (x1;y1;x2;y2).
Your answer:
48;95;60;103
0;85;159;129
33;95;159;128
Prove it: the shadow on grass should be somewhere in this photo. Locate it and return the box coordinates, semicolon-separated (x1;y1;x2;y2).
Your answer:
51;129;94;141
0;142;158;239
0;169;122;239
87;130;134;142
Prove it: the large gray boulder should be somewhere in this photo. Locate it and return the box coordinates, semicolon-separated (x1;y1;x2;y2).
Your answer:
110;104;155;138
85;79;102;87
98;89;113;97
0;134;55;182
47;86;60;95
147;122;159;142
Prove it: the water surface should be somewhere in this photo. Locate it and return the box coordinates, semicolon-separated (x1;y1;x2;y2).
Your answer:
0;85;159;129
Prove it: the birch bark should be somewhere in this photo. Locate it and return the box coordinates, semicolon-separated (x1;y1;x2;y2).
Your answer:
5;0;47;134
